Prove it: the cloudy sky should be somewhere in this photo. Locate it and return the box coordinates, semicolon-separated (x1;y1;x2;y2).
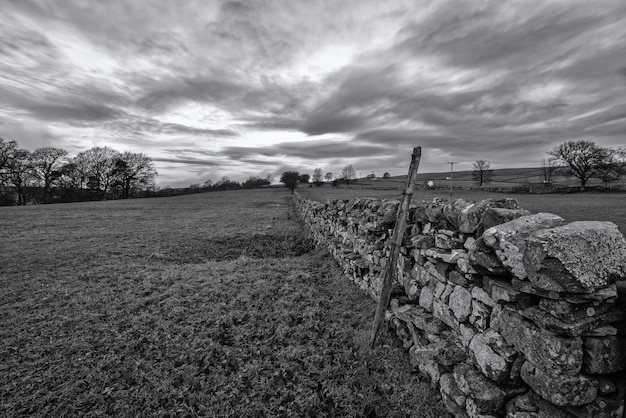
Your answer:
2;0;626;187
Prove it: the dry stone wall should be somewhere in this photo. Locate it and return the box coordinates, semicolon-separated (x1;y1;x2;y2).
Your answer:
294;193;626;418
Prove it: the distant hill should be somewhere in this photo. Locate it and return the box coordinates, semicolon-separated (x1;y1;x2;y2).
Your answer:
357;167;626;190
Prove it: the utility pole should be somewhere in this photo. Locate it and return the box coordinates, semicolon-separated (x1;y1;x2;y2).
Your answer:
446;161;457;197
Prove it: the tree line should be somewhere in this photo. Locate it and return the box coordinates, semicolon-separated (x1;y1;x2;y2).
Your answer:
547;140;625;191
472;141;624;191
279;164;374;193
0;137;157;205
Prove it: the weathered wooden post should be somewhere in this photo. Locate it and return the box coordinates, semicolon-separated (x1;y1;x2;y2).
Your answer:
370;146;422;348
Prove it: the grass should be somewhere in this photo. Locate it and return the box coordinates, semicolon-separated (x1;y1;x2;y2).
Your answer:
297;186;626;234
0;188;449;418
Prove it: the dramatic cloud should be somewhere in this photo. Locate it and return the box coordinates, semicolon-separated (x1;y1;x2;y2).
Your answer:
1;0;626;186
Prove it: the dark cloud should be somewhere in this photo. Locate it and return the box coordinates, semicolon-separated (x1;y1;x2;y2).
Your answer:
152;157;222;166
221;140;392;161
2;0;626;183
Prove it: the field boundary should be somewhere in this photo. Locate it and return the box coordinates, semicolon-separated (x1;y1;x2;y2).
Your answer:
294;192;626;417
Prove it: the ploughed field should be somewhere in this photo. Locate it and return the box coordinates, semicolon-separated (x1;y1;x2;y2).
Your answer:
0;188;448;418
298;186;626;234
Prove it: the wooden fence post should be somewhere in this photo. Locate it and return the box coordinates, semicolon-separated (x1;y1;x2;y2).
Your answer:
370;146;422;348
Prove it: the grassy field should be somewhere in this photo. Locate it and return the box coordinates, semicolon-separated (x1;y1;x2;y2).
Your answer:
0;189;448;418
297;186;626;234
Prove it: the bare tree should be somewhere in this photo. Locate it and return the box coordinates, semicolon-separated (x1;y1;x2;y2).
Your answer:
325;172;333;182
0;138;19;204
472;160;494;188
595;147;626;188
4;149;37;205
30;147;68;203
312;168;323;186
74;147;121;198
341;164;356;186
540;157;559;187
112;152;157;198
549;140;606;191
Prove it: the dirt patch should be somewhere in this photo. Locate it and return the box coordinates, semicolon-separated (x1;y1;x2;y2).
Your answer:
158;234;315;263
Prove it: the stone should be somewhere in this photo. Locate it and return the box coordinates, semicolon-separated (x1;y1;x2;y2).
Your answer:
425;199;447;223
417;359;445;383
410;263;434;287
440;392;468;418
464;236;476;250
482;328;517;362
581;325;618;337
520;305;624;337
468;237;508;276
472;287;495;307
419;286;434;311
597;377;618;395
434;281;447;299
403;277;422;300
440;373;467;407
523;222;626;294
382;207;397;225
565;395;625;418
458;198;521;234
509;355;524;383
425;260;449;282
457;257;478;274
470;300;491;331
509;394;538;413
436;233;455;249
453;363;506;413
433;299;460;331
582;336;626;374
469;333;511;383
390;300;448;335
482;212;565;279
411;234;435;249
450;249;468;264
448;269;469;286
537;298;611;323
450;286;473;322
476;207;532;236
410;341;446;365
436;344;468;367
483;276;523;304
442;199;475;230
493;307;583;376
465;397;499;418
521;361;598;406
441;283;455;303
460;323;476;347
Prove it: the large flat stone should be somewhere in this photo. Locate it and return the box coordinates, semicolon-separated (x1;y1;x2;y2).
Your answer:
537;298;611;322
481;213;565;279
476;207;532;236
523;221;626;293
521;361;598;406
520;305;624;337
492;307;583;376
